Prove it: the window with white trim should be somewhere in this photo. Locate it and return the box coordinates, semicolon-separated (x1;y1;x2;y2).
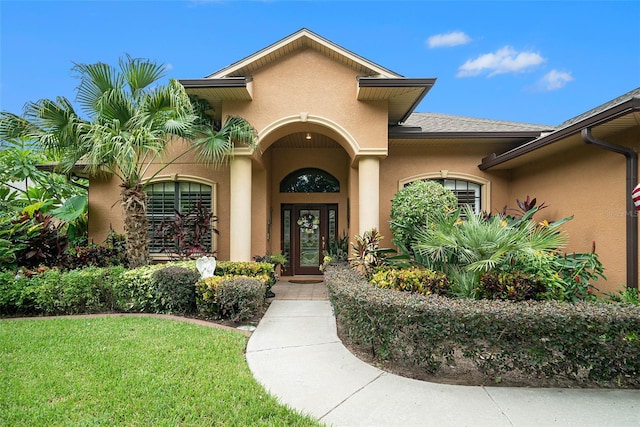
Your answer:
146;181;213;254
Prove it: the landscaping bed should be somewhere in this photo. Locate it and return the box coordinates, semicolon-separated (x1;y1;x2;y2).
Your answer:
325;264;640;389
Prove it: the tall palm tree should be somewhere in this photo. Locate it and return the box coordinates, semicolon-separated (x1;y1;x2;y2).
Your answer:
0;56;257;267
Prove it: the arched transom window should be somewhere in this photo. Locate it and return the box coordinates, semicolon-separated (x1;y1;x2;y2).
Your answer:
280;168;340;193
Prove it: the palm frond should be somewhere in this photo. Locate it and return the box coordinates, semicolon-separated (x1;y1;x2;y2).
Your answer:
121;55;166;95
73;61;121;118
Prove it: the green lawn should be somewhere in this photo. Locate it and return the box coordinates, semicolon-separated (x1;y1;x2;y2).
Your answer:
0;316;320;426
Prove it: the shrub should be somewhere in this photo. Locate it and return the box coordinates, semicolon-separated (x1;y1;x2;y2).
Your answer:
57;230;128;270
2;266;125;316
370;267;450;296
478;270;546;301
114;263;177;312
390;180;458;253
152;266;200;314
215;260;276;293
196;275;265;322
0;271;36;315
325;263;640;388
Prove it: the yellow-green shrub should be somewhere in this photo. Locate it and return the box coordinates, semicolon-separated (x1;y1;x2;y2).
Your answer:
370;267;450;296
196;275;265;322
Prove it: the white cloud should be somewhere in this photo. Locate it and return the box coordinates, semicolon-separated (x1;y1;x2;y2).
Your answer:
457;46;545;77
427;31;471;48
540;69;573;90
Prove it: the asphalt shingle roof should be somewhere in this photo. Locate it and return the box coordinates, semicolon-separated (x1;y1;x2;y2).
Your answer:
402;112;553;133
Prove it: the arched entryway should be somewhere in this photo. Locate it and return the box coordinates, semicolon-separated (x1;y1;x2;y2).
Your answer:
280;167;340;275
265;132;350;275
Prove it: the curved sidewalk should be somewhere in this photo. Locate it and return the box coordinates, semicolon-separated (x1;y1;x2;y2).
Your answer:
246;298;640;427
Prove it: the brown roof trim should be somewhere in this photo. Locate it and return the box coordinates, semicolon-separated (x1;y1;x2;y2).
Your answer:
479;96;640;170
389;129;542;140
178;77;250;88
358;77;436;88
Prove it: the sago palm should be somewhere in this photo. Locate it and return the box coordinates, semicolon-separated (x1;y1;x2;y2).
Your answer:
0;56;257;267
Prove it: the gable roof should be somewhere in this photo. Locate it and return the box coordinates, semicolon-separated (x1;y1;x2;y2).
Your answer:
480;87;640;170
179;29;436;125
207;28;402;79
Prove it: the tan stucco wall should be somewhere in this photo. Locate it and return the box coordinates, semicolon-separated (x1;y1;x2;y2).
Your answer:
87;138;234;259
222;47;388;156
508;135;637;293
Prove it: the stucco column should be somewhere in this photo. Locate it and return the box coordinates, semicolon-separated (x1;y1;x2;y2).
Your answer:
358;156;380;234
230;156;252;261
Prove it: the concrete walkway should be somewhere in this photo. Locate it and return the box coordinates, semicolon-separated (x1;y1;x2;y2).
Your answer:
246;283;640;427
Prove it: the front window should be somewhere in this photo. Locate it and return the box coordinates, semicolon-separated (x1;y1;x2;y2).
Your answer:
432;179;481;214
146;181;213;255
404;178;481;214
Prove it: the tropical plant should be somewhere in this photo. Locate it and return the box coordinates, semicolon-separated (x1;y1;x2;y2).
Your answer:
153;197;218;259
412;205;570;290
390;180;458;253
349;228;395;279
0;137;86;214
0;56;257;267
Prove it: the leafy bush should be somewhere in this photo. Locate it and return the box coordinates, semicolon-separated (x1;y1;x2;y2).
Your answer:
0;209;68;269
57;230;128;270
606;287;640;305
196;275;265;322
0;266;124;316
478;270;545;301
152;266;200;314
325;263;640;388
370;267;450;296
216;260;276;292
0;271;36;315
390;180;458;253
114;263;176;312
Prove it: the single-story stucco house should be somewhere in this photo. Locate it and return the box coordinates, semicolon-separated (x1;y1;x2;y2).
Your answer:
87;29;639;291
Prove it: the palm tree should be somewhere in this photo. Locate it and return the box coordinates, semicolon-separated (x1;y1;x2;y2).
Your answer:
0;56;257;267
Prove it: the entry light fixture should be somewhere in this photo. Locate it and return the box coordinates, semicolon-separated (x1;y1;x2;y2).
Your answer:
305;132;312;140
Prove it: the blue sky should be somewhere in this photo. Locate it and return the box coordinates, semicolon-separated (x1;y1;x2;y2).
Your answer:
1;0;639;126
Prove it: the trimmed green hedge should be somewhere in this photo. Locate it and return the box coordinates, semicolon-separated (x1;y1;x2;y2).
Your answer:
196;275;266;322
0;260;274;321
325;264;640;388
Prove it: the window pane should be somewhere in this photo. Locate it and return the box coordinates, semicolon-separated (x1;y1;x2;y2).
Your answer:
415;178;482;215
146;182;213;254
280;168;340;193
283;209;291;267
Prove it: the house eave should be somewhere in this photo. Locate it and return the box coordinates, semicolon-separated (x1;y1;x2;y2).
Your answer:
479;96;640;171
358;77;437;125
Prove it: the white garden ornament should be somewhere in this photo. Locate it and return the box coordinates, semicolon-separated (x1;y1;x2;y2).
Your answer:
196;256;217;279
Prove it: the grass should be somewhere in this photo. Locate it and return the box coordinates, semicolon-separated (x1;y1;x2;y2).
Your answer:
0;316;321;426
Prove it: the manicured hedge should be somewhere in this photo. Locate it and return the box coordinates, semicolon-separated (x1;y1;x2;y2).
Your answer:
325;264;640;388
0;260;274;321
196;275;266;322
